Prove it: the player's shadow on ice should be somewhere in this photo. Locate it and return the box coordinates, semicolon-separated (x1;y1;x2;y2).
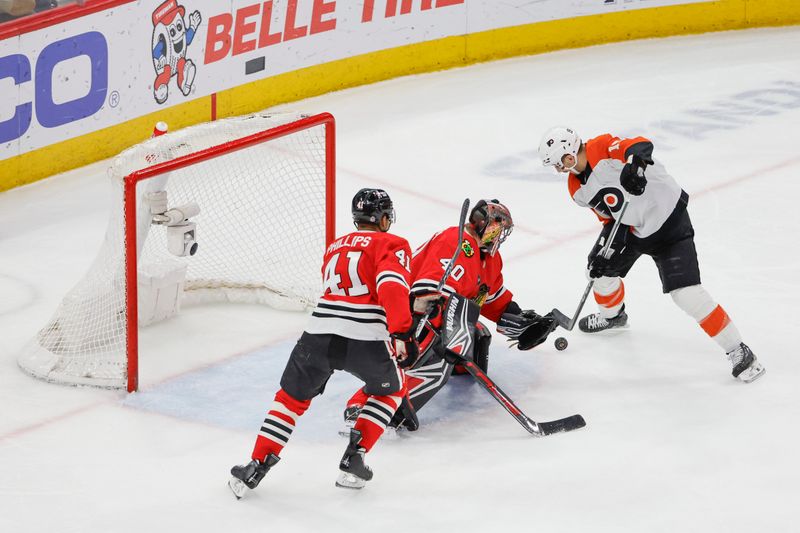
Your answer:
121;340;541;440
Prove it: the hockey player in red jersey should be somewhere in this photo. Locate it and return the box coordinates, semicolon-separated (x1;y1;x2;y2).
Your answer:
538;127;765;383
344;199;557;431
229;188;418;496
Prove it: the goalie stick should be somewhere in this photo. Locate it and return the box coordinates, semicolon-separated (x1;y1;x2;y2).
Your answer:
441;293;586;437
460;359;586;436
551;200;631;331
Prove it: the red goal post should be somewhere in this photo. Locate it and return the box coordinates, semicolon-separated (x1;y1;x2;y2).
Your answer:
19;112;336;392
123;113;335;391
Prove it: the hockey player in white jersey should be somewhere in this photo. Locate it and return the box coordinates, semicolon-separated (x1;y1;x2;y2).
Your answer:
538;127;764;383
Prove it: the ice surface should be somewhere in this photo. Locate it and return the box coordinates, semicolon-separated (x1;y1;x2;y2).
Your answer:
1;27;799;533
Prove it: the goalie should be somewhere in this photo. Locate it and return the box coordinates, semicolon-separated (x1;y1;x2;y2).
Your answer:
344;199;557;431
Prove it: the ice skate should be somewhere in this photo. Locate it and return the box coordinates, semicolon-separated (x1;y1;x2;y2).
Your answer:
228;454;279;499
578;305;628;333
335;429;373;490
727;343;765;383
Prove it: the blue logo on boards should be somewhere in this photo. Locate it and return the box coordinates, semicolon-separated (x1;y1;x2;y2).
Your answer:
0;31;108;144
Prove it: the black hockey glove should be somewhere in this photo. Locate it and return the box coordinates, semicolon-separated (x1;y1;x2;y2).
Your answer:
588;255;622;279
506;312;558;351
392;327;420;369
496;309;541;340
587;223;630;279
620;154;650;196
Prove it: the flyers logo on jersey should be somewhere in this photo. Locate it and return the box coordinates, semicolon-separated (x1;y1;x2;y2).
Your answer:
591;187;625;214
604;193;619;207
461;240;474;257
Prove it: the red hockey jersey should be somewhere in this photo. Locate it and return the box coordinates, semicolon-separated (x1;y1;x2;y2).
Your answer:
305;230;413;341
410;226;512;324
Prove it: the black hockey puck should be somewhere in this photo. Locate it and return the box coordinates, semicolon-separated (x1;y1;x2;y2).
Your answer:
554;337;568;351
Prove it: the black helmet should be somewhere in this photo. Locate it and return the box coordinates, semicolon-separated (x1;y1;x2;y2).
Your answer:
352;188;396;227
469;199;513;256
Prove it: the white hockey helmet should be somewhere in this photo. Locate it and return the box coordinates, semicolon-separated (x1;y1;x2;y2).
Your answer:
538;127;582;171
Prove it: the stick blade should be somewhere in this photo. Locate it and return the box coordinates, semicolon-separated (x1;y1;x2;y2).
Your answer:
550;308;573;330
536;414;586;436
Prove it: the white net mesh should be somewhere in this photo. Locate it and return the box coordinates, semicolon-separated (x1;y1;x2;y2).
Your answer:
18;112;331;389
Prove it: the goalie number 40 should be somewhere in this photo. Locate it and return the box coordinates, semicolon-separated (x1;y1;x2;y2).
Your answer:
439;258;464;281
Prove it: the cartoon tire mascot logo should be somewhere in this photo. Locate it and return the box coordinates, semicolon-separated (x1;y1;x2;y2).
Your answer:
151;0;201;104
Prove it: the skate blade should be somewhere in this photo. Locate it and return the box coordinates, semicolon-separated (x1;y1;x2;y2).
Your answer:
335;472;367;490
338;422;356;437
228;477;249;500
738;362;766;383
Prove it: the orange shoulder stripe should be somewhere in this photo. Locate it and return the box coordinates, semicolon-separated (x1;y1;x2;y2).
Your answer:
586;134;652;165
585;133;614;168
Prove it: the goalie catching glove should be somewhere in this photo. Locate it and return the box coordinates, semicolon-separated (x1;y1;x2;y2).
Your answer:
497;309;558;351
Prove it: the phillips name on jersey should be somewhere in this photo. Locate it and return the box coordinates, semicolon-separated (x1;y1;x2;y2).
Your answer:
305;230;413;341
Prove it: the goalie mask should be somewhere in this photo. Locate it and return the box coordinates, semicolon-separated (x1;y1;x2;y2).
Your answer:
469;199;513;257
352;188;396;227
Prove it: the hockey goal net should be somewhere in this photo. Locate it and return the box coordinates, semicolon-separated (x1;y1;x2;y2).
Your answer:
18;112;335;392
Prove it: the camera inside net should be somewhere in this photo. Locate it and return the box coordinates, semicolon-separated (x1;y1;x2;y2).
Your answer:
145;192;200;257
167;222;198;257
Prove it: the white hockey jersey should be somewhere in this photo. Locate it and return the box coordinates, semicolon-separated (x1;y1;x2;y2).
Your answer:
569;134;683;238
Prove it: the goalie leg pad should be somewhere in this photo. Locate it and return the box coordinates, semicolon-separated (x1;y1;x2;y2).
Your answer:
400;348;454;415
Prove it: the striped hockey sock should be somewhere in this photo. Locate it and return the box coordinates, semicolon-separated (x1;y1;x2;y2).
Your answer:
346;387;370;410
670;285;742;352
593;277;625;318
251;388;311;461
353;392;403;452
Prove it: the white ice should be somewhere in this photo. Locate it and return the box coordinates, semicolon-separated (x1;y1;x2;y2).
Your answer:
1;27;799;533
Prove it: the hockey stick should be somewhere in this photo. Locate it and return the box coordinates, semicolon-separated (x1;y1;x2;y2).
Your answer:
551;200;631;331
437;293;586;436
412;198;471;367
460;359;586;436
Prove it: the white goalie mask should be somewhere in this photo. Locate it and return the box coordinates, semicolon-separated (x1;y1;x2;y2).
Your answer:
538;127;582;173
